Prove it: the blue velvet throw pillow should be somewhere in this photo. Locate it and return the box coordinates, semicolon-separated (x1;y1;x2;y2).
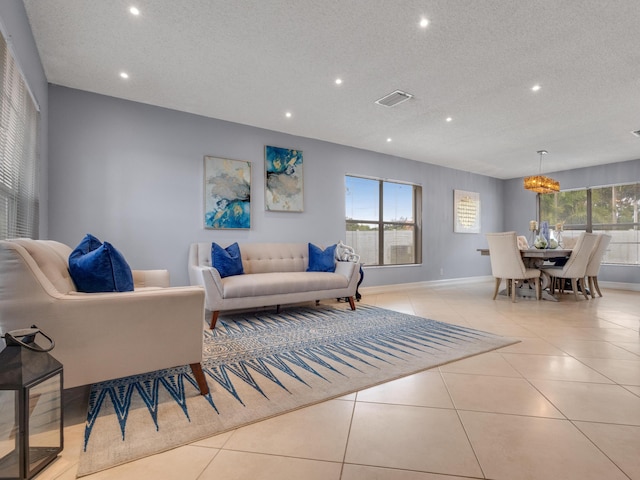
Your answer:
68;234;134;293
212;242;244;278
307;243;337;272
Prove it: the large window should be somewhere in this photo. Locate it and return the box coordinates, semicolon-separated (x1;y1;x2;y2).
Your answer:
540;183;640;265
0;30;39;240
345;175;421;266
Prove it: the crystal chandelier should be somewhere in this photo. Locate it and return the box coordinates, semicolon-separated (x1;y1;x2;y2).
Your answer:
524;150;560;194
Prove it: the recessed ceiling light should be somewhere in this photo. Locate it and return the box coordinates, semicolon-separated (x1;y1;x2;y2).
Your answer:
335;78;343;85
386;138;392;143
531;84;541;92
285;112;292;118
119;72;129;79
419;17;429;28
446;117;453;122
129;6;140;15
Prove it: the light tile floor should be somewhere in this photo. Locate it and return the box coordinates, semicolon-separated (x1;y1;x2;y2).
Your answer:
39;280;640;480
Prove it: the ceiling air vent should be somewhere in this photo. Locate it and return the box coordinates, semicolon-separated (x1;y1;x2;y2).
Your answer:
631;129;640;137
375;90;414;107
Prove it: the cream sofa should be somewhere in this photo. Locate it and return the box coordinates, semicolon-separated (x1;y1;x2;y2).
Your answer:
188;242;360;328
0;239;209;393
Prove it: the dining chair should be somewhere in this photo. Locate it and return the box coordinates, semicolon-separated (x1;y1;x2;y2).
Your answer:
485;231;541;302
542;232;599;300
585;234;612;298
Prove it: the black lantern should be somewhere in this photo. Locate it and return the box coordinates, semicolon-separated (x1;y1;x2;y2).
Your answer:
0;327;63;480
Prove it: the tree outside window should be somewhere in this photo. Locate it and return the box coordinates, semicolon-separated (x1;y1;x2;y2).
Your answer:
540;183;639;265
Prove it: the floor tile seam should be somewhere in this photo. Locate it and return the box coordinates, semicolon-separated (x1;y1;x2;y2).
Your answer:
340;461;487;479
499;351;617;385
439;371;573;419
214;446;345;464
496;346;571;357
573;353;640;364
193;445;223;480
622;385;640;398
522;377;640;426
49;461;80;480
570;355;635;386
455;406;568;422
353;398;457;412
436;368;487;479
538;337;640;356
438;369;525;379
335;397;360;480
569;419;637;480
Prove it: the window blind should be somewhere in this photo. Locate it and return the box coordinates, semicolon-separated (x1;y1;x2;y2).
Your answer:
0;30;39;239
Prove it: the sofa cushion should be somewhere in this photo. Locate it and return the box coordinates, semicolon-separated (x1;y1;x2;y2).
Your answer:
212;242;244;278
68;234;134;293
307;243;336;272
222;271;349;298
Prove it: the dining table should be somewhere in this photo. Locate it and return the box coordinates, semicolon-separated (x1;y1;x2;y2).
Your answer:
478;247;573;301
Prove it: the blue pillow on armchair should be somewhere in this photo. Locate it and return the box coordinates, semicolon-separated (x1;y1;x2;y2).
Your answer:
68;234;134;293
307;243;337;272
212;242;244;278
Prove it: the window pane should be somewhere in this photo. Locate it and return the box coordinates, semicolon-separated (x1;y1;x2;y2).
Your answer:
383;182;413;223
593;226;639;265
592;185;639;226
346;223;378;265
345;176;378;221
540;190;588;226
384;225;415;264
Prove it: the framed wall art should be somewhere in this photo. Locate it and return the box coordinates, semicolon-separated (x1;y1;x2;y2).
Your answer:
454;189;481;233
264;145;303;212
203;156;251;229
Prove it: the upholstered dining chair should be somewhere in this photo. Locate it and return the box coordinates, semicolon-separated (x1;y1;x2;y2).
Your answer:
585;234;612;298
485;232;541;302
542;232;599;301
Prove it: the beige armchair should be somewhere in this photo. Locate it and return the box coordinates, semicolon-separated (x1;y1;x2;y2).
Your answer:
485;232;541;302
0;239;208;394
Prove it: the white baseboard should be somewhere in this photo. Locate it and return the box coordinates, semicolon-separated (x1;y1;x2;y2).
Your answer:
360;276;640;295
360;276;494;295
598;281;640;292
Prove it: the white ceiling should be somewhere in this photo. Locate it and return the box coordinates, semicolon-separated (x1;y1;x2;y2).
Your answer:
23;0;640;179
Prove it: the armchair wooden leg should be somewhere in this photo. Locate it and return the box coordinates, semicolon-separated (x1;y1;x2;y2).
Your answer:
189;362;209;395
348;296;356;310
210;311;219;329
535;277;541;300
511;279;517;303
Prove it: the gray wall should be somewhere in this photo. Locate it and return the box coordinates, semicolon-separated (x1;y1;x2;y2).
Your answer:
48;85;503;287
0;0;48;237
504;159;640;284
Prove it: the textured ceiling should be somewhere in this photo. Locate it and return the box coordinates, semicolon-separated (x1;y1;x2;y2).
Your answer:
23;0;640;179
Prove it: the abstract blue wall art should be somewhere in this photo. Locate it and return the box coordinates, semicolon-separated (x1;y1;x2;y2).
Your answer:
204;156;251;229
265;145;304;212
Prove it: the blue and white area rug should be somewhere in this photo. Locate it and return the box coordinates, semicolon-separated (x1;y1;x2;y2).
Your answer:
77;305;516;476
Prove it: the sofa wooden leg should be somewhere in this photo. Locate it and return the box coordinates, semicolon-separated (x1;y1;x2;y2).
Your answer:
189;362;209;395
348;296;356;310
210;311;219;329
276;304;281;313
